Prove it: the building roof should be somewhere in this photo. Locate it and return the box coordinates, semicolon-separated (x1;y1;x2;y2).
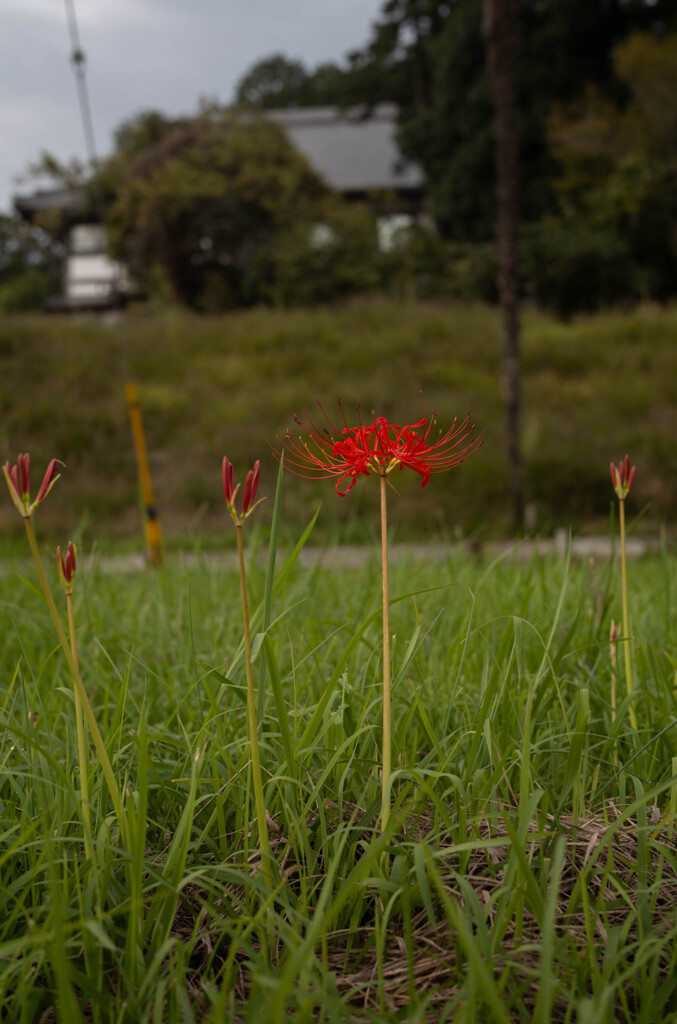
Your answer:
13;187;87;219
13;106;423;222
266;104;423;193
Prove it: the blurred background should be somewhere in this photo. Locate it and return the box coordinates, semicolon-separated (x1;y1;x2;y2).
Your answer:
2;0;677;549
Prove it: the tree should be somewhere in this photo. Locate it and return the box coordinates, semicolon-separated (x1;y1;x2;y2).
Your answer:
347;0;677;240
112;110;179;160
234;54;311;108
233;53;348;110
0;214;63;311
341;0;448;111
483;0;523;528
102;108;327;309
544;32;677;305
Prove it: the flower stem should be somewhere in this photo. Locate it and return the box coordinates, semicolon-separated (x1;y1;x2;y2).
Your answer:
67;591;93;860
236;523;273;891
619;499;638;731
380;474;392;831
23;517;124;834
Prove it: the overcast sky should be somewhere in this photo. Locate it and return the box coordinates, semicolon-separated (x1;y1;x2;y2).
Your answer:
1;0;383;214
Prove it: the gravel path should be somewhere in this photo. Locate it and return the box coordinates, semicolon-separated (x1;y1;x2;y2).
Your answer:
85;531;657;575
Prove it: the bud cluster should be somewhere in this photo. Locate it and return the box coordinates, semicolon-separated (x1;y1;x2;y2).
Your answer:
57;541;77;594
3;454;61;518
610;455;636;501
222;457;263;525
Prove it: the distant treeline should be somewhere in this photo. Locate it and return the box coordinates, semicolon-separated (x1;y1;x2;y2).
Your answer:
3;0;677;317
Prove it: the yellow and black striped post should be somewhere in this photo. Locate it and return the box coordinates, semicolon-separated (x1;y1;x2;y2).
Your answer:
125;381;164;566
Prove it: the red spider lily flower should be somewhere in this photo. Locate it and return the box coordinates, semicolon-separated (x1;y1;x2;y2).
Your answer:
273;400;482;496
222;456;264;524
3;454;61;517
610;455;635;501
57;541;77;594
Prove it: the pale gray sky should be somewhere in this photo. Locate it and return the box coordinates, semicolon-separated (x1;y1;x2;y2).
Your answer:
1;0;382;213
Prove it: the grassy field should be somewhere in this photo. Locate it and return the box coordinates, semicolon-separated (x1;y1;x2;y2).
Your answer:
2;299;677;549
2;485;677;1022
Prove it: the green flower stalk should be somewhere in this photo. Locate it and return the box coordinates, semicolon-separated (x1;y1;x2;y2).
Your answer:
275;399;482;831
611;455;638;732
4;454;124;838
57;541;93;859
222;456;273;890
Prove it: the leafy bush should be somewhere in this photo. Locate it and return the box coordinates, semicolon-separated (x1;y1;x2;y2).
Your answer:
0;269;53;313
245;202;380;306
446;242;498;303
378;233;498;303
104;108;326;310
522;220;635;318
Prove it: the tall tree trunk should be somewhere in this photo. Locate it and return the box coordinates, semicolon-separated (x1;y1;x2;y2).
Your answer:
483;0;524;530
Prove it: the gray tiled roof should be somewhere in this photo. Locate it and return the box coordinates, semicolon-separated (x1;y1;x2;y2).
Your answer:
13;107;423;222
13;187;87;217
266;104;423;193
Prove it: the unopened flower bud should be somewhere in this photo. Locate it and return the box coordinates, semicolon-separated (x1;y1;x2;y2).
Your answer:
3;453;61;517
18;453;30;497
57;541;77;593
222;456;264;524
34;459;60;506
222;456;235;507
242;460;261;514
610;455;635;501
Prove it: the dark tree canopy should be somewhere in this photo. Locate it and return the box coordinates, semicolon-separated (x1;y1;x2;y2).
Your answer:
233;54;346;109
17;0;677;315
102;108;327;309
342;0;677;239
0;215;61;284
112;110;179;160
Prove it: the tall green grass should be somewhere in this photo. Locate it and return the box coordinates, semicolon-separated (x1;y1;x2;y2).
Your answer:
2;300;677;543
2;516;676;1021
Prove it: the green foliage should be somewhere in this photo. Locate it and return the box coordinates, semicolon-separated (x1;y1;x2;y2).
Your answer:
522;219;635;317
102;108;327;309
0;268;53;313
233;53;346;109
379;232;499;302
245;200;380;305
112;109;179;160
614;32;677;163
0;214;62;300
2;540;677;1019
544;32;677;311
445;241;498;303
3;302;677;545
349;0;677;243
222;8;677;314
0;212;61;296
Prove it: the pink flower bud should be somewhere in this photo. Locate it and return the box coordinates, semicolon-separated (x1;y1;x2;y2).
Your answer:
6;462;19;499
17;453;30;497
610;454;635;500
57;541;77;592
222;456;235;507
3;453;61;516
222;456;264;524
34;459;60;506
66;541;76;579
242;460;261;514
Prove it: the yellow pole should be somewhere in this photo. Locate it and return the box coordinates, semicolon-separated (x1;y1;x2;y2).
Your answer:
125;381;164;566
